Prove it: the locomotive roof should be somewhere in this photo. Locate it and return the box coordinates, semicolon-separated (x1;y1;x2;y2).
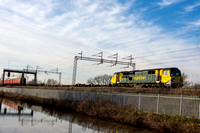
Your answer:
114;67;180;74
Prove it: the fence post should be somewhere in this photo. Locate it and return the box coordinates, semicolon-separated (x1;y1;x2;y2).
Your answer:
66;91;68;100
100;92;102;101
123;93;126;106
89;91;91;101
68;91;74;101
74;91;76;101
199;101;200;119
156;94;160;114
179;95;183;116
80;91;82;101
138;93;141;110
82;91;85;100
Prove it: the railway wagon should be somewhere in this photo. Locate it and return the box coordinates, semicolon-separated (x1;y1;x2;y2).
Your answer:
0;78;26;85
111;67;183;88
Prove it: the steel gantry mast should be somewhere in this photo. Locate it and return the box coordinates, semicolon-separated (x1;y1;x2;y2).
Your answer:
72;51;135;85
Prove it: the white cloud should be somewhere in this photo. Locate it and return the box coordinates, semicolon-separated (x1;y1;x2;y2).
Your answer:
157;0;183;7
184;2;200;12
190;19;200;26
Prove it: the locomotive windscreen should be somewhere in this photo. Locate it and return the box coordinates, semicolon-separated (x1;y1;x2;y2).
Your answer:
170;68;181;76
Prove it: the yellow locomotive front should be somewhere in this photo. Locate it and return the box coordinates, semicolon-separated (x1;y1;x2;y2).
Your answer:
161;68;183;87
111;72;123;84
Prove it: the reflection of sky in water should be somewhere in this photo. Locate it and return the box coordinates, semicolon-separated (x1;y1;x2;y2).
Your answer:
0;111;98;133
0;101;153;133
0;101;97;133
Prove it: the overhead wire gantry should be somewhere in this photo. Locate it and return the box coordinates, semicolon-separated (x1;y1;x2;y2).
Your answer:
72;51;135;85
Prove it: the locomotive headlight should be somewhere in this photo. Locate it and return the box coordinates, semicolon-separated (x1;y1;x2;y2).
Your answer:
171;78;175;82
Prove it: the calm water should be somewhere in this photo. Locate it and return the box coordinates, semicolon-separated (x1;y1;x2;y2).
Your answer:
0;100;154;133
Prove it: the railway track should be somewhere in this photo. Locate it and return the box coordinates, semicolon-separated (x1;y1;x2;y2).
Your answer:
1;85;200;96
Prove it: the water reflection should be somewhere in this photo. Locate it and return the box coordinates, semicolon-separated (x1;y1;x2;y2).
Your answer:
0;100;33;116
0;99;154;133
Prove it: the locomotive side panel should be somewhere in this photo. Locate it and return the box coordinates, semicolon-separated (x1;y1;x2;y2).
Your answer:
120;71;158;84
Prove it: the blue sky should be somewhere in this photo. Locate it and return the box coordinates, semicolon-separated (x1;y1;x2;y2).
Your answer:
0;0;199;84
142;0;200;27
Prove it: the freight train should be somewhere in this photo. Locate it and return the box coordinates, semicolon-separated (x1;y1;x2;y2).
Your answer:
111;67;183;88
0;78;26;85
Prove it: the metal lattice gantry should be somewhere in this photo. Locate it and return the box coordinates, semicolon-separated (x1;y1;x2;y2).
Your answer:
36;66;62;85
2;68;37;85
1;67;62;86
37;70;62;85
72;51;135;85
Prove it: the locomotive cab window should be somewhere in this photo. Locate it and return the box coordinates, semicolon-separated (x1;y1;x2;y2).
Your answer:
163;70;169;75
171;69;181;76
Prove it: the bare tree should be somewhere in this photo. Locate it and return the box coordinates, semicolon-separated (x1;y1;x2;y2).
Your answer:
87;74;112;85
46;79;58;85
27;79;34;85
193;83;200;89
182;72;190;88
27;79;44;85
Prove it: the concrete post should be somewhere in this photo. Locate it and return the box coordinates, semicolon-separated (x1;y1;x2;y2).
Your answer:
110;93;113;103
138;93;141;110
123;93;126;106
179;95;183;116
157;94;160;114
89;91;91;101
99;92;102;101
198;101;200;119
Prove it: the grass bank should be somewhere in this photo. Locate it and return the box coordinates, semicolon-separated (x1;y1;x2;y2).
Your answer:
0;91;200;133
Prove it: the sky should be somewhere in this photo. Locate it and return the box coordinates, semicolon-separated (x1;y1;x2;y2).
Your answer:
0;0;200;84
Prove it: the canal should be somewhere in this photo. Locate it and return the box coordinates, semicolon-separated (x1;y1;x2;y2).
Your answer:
0;99;154;133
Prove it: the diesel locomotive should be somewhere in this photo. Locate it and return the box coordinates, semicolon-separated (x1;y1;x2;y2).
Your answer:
111;67;183;88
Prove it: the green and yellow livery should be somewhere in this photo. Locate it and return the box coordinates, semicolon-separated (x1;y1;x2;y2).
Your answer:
111;67;183;88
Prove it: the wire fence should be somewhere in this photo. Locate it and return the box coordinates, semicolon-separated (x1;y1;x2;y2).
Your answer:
0;87;200;119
